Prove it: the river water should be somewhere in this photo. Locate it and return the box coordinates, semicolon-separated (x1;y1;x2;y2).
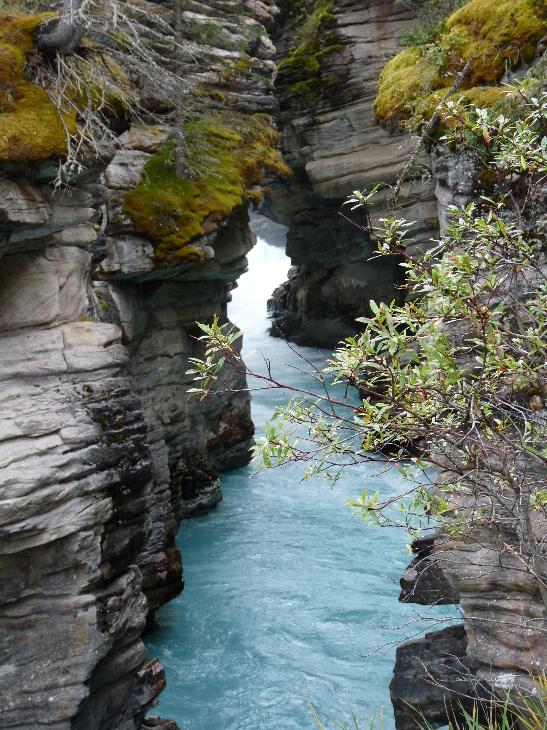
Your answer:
145;215;455;730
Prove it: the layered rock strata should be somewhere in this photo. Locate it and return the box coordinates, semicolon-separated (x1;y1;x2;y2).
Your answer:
399;538;460;607
393;513;547;726
267;0;438;347
0;164;254;730
0;0;282;726
265;3;547;722
97;132;257;611
390;624;482;730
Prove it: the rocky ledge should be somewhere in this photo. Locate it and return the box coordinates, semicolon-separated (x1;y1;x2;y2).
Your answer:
393;517;547;729
390;624;482;730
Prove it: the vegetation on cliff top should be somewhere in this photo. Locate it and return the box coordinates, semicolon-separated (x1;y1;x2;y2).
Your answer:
0;12;75;162
0;9;141;166
0;4;195;182
374;0;547;131
123;114;292;262
0;9;289;265
398;0;468;48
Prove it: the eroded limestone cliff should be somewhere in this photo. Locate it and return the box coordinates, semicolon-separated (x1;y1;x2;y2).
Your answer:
0;1;283;727
258;0;547;724
4;0;547;726
387;44;547;730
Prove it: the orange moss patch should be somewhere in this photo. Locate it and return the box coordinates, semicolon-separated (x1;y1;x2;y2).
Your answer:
0;11;75;162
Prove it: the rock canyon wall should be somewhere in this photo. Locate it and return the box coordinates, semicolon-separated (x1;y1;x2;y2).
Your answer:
2;0;547;728
267;0;438;347
266;1;547;726
391;140;547;730
0;1;281;727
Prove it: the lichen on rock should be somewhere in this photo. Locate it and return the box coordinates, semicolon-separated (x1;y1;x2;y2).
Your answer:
275;0;342;110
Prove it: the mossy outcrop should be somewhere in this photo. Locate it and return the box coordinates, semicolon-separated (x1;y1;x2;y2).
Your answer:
374;0;547;131
123;115;291;262
268;0;440;347
275;0;342;111
0;10;130;164
0;11;75;162
0;4;288;266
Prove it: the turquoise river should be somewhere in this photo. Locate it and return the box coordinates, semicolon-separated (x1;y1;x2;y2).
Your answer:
145;214;455;730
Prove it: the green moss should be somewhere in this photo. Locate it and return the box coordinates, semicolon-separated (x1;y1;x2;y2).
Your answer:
253;112;273;123
290;79;319;92
174;245;202;261
123;115;292;262
69;52;131;119
275;0;342;111
221;57;270;84
315;43;343;61
200;87;225;103
446;0;547;83
288;79;319;106
324;32;339;46
421;84;511;129
278;38;321;81
317;11;336;25
0;11;75;162
447;85;509;108
233;59;251;73
374;0;547;130
373;47;428;131
522;43;538;62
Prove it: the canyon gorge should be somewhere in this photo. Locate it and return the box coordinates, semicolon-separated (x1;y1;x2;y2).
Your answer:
2;0;547;728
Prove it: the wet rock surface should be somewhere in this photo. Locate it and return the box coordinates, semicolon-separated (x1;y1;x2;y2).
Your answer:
399;539;460;606
394;520;547;727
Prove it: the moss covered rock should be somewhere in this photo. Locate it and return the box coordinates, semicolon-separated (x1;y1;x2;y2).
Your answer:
123;115;291;262
374;0;547;131
0;11;75;163
275;0;343;111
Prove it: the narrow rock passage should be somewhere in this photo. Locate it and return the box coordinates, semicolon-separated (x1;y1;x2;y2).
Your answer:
144;214;455;730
